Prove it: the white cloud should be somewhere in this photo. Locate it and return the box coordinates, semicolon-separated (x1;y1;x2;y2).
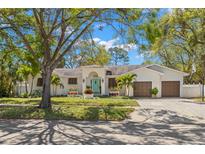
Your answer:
95;23;106;29
92;37;137;51
135;53;144;59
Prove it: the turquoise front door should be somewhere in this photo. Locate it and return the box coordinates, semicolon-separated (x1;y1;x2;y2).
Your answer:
91;78;101;94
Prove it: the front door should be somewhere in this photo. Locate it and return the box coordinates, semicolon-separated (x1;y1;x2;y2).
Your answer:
91;78;101;95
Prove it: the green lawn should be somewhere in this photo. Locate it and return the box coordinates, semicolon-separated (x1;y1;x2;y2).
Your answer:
0;97;138;121
0;97;137;106
193;97;205;103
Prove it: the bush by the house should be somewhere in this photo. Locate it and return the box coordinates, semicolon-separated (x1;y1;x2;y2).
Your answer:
84;88;93;94
21;93;29;98
151;87;159;96
31;90;42;98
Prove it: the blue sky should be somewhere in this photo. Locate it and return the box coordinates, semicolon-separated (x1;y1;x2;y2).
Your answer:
91;9;170;65
92;25;145;65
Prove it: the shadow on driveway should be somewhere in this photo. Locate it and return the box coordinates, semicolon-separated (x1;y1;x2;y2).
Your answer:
0;109;205;145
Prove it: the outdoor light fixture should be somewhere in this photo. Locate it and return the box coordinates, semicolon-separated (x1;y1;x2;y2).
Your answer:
102;79;104;83
83;79;85;83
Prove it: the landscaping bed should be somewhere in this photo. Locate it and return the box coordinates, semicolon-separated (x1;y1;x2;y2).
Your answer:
0;97;138;121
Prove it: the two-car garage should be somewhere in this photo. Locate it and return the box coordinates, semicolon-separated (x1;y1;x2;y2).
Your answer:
133;81;180;97
129;64;188;98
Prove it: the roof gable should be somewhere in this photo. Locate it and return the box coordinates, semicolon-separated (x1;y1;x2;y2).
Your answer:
146;64;189;76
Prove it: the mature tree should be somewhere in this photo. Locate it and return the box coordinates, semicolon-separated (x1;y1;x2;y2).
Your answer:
136;9;205;101
78;43;111;66
108;47;129;65
0;47;21;97
116;73;137;96
0;9;105;108
0;8;149;108
64;50;80;68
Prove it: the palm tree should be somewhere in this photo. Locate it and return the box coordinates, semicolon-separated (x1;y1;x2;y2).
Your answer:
16;65;32;95
51;74;62;96
116;73;137;96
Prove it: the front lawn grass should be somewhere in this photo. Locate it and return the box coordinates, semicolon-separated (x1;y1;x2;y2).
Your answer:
193;97;205;103
0;97;137;106
0;106;134;121
0;97;138;121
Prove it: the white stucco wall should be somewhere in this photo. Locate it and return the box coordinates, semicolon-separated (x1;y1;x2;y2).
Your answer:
182;84;205;98
60;76;83;95
160;68;184;97
18;65;187;97
82;67;106;95
129;67;162;97
27;74;83;96
127;67;185;97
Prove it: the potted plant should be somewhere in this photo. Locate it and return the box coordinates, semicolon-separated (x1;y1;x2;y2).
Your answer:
109;87;120;96
151;87;159;98
83;86;94;99
68;88;78;96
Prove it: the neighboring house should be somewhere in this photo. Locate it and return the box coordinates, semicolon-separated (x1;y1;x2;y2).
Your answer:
20;64;188;97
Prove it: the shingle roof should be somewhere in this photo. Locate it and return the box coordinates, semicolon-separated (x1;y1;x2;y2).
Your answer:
53;68;82;77
53;64;149;77
52;64;188;77
106;64;149;75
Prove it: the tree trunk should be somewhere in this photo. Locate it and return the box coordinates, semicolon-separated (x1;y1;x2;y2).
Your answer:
125;85;128;96
29;76;34;96
25;81;28;94
8;81;13;97
39;67;52;108
19;82;22;96
55;86;57;96
202;79;204;102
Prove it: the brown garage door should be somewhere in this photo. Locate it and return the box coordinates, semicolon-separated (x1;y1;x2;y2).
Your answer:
162;81;180;97
133;82;152;97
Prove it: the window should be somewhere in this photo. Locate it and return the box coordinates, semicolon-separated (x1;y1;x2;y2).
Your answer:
37;78;43;87
68;78;77;84
106;71;112;75
108;78;117;88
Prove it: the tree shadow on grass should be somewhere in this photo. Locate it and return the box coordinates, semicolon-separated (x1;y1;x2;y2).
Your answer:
1;108;205;144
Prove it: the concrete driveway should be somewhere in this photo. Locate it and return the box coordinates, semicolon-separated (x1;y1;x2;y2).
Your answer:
136;98;205;119
0;98;205;145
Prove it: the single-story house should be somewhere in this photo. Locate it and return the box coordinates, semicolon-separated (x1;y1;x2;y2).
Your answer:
18;64;189;97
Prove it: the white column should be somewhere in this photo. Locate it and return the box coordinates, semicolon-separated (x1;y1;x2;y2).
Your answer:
82;77;87;94
101;77;105;95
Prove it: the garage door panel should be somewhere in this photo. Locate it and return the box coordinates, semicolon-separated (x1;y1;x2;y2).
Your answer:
133;82;152;97
162;81;180;97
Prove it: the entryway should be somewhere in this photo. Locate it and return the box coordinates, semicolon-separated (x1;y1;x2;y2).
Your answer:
91;78;101;95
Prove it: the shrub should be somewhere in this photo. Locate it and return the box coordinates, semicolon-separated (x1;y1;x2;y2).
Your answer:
69;88;78;92
31;90;42;98
86;85;91;89
84;88;93;94
151;87;159;96
109;87;119;91
21;93;29;98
